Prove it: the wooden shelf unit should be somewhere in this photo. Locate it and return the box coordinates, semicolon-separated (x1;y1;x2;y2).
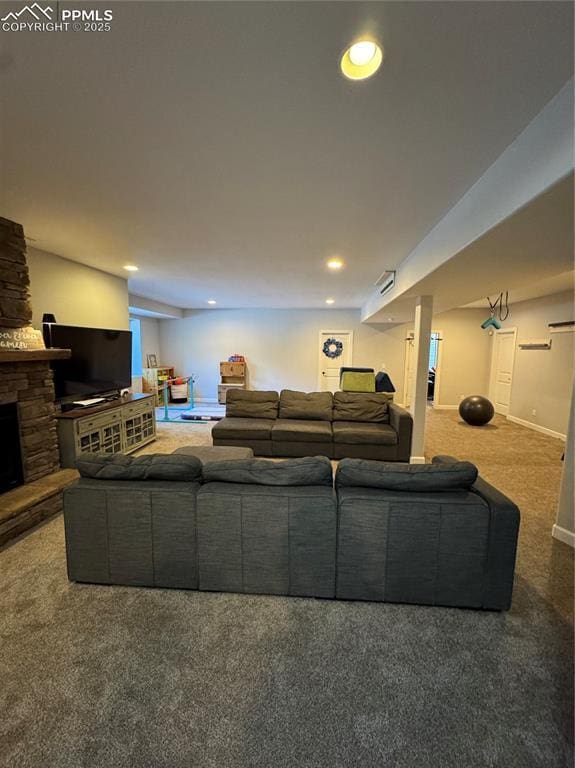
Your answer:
218;361;247;404
142;366;175;405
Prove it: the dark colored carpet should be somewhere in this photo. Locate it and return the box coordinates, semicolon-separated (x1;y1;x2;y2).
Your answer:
1;411;573;768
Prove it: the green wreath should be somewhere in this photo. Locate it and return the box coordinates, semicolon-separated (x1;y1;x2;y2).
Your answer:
323;338;343;359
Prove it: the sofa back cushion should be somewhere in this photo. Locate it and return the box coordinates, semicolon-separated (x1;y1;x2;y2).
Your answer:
77;453;202;482
279;390;333;421
333;392;391;423
335;458;478;491
202;456;333;486
226;389;279;419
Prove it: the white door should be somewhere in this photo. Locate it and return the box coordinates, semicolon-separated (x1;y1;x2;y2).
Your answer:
489;328;517;415
318;331;353;392
404;333;415;407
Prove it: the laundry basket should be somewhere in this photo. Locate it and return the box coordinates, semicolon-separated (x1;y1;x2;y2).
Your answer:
170;380;188;403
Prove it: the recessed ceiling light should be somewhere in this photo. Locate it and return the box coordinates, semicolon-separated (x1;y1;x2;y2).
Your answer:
340;39;383;81
325;298;335;305
207;299;217;305
326;258;344;271
123;264;139;272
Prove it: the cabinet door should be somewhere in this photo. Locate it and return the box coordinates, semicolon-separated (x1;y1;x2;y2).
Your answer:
124;413;145;449
78;427;103;455
123;402;156;450
102;422;123;453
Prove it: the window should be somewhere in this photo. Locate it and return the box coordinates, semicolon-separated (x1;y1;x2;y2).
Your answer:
429;333;440;370
130;317;142;377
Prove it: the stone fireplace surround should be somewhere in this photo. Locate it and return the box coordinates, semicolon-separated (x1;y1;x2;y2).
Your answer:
0;216;76;547
0;358;60;484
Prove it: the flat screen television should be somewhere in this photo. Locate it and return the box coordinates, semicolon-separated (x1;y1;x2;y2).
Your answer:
44;323;132;400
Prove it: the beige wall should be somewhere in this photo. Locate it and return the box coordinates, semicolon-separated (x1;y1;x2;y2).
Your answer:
139;316;161;368
27;247;129;330
502;291;574;436
158;307;490;404
159;309;404;401
407;308;492;407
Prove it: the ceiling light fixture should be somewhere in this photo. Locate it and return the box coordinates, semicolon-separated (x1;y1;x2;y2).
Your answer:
325;298;335;305
326;258;344;271
340;39;383;81
207;299;217;305
123;264;139;272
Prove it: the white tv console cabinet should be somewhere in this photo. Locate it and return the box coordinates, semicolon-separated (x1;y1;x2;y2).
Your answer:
56;393;156;468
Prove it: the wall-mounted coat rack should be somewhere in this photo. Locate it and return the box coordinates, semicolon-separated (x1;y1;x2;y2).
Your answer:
548;321;574;334
518;338;552;350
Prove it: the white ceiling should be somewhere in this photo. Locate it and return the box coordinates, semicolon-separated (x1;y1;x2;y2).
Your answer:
1;1;573;309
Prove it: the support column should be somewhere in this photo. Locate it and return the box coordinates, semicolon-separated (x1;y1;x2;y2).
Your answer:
409;296;433;464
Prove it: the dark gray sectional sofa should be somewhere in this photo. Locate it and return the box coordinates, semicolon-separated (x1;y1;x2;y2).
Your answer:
64;452;520;610
211;389;413;461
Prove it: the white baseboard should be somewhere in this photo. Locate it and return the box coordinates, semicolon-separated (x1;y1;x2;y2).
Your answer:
432;404;459;410
506;414;566;441
410;455;426;464
552;524;575;548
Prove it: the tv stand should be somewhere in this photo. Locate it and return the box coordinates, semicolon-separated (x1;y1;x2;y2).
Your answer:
56;393;156;468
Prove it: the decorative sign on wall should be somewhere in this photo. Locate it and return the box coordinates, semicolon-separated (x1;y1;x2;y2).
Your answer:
0;326;45;351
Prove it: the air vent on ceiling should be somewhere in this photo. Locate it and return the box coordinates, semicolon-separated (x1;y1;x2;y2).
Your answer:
374;270;396;295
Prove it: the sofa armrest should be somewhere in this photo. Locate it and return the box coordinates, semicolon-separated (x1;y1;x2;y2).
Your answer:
389;403;413;462
433;455;520;610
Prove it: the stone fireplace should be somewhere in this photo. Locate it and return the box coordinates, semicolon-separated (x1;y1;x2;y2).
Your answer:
0;359;60;484
0;216;75;547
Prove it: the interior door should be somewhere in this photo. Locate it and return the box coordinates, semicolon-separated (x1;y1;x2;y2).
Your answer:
489;328;517;415
403;330;442;408
318;331;353;392
404;334;415;407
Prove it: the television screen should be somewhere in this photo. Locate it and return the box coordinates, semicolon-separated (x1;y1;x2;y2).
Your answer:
44;324;132;399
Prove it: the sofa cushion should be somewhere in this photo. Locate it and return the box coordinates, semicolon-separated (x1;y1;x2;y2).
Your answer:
272;419;332;443
202;456;333;486
173;446;254;462
333;391;391;423
279;390;333;421
225;389;279;419
332;422;397;446
211;417;274;441
335;458;479;491
340;371;376;393
76;453;202;482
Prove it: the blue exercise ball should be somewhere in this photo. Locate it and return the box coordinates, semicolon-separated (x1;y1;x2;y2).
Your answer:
458;395;495;426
